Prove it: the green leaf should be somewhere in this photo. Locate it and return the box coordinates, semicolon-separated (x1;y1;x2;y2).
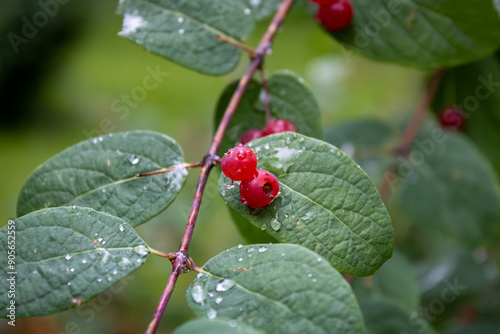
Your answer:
117;0;254;75
0;207;149;318
17;131;187;227
218;133;394;276
186;244;365;334
360;299;437;334
215;71;323;155
329;0;500;69
433;54;500;177
390;122;500;248
352;251;420;311
243;0;281;21
173;318;264;334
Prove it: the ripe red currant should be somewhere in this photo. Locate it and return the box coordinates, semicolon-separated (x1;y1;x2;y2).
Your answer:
262;119;297;137
240;169;280;209
315;0;354;31
309;0;339;5
439;106;466;131
221;144;258;181
240;128;263;145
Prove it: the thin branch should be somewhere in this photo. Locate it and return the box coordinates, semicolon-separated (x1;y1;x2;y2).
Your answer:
136;162;203;178
379;69;444;202
259;65;272;123
145;1;296;333
216;33;256;58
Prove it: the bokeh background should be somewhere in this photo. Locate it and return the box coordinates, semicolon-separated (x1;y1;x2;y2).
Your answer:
0;1;446;333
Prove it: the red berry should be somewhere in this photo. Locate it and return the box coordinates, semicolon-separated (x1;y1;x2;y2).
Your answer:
221;144;258;181
315;0;354;31
240;128;263;144
309;0;339;5
240;169;280;209
262;119;297;137
439;106;466;131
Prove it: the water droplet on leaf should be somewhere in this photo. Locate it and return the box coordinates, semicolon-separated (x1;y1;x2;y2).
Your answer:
207;308;217;319
191;284;206;305
216;279;236;292
129;154;140;165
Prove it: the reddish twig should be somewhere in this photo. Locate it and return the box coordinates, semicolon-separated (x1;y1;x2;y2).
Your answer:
145;1;296;333
379;69;444;202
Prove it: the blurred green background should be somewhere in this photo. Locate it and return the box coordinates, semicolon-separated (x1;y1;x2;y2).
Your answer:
0;1;427;333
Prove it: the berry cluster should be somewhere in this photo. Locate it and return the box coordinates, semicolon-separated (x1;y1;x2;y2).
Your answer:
221;144;280;209
311;0;354;31
240;118;297;145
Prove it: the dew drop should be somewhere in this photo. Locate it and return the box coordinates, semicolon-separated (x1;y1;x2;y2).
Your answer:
178;28;185;34
33;270;39;275
312;278;317;283
237;244;244;249
317;258;322;262
134;245;149;257
128;154;140;165
32;249;38;254
98;136;103;142
70;268;75;272
207;308;217;320
97;277;103;283
249;0;261;6
119;224;125;232
247;248;255;253
228;319;238;328
271;220;281;231
208;292;214;298
72;205;76;209
65;254;72;260
266;47;273;55
216;279;236;292
191;284;206;305
67;282;72;286
281;253;285;257
244;8;251;15
82;259;87;264
112;269;118;275
215;296;223;304
307;273;312;278
260;224;266;231
92;138;98;144
238;258;243;262
119;257;132;267
177;17;184;23
258;246;268;253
